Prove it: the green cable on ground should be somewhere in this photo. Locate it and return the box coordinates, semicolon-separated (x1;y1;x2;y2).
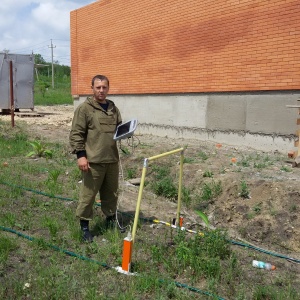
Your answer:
1;180;299;264
228;239;300;263
0;225;225;300
0;225;111;269
0;180;75;202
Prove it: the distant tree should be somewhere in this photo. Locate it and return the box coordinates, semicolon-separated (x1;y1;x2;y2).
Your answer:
34;53;71;80
37;81;51;97
55;64;71;77
34;54;50;77
34;54;47;65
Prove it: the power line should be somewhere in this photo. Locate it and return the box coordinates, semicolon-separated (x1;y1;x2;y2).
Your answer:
52;38;70;42
9;40;50;53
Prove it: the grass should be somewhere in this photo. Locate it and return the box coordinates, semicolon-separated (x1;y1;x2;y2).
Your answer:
0;86;299;299
236;154;277;170
125;167;137;179
1;128;299;300
150;164;178;200
200;180;222;202
34;75;73;105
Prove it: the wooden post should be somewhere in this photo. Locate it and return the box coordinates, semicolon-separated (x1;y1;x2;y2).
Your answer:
286;101;300;161
9;60;15;128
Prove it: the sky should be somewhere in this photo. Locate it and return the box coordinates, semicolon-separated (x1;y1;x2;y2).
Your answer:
0;0;96;66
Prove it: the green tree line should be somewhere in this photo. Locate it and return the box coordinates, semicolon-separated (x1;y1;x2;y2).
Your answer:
35;53;70;78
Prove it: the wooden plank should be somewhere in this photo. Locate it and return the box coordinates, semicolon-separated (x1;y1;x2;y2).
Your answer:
286;105;300;108
14;112;44;118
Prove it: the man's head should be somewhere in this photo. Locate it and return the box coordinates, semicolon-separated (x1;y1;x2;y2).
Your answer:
91;75;109;103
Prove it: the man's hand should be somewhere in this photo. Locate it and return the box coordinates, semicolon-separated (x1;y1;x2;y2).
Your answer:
77;157;90;172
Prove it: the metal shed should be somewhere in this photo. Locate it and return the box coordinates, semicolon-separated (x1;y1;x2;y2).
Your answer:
0;53;34;110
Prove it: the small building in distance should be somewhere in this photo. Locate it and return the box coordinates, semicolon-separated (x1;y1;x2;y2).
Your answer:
0;52;34;111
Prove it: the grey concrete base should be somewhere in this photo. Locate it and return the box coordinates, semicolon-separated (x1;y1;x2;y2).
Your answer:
73;91;300;153
134;124;294;152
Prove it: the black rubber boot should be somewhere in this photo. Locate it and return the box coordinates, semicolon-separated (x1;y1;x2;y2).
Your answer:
80;219;93;243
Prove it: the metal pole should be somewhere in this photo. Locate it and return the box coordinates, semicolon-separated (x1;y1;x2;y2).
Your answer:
131;159;148;244
124;147;185;273
176;150;184;225
148;148;184;162
131;147;184;243
9;60;15;128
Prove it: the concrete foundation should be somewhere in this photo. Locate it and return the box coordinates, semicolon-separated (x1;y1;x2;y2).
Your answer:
73;91;300;152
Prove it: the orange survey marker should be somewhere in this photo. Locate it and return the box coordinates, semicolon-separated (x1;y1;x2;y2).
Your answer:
121;232;133;272
179;216;183;227
173;216;184;227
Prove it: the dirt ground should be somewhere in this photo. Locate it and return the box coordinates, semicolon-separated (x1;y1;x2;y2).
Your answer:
1;105;299;262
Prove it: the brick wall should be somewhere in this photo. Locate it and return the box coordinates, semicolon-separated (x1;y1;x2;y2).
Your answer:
70;0;300;95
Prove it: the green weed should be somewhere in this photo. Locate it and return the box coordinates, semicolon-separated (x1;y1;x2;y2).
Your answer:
171;229;230;279
253;162;267;169
47;169;61;184
246;212;256;220
239;180;250;199
183;157;195;164
203;170;213;178
281;165;292;172
252;203;262;214
2;212;16;228
197;150;209;161
237;158;250;167
150;165;178;200
42;216;61;240
253;284;299;300
125;167;137;179
289;204;297;212
27;140;53;159
0;236;18;266
200;180;222;201
195;210;209;226
151;176;177;200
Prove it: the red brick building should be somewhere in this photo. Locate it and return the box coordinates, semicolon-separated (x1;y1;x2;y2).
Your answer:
70;0;300;151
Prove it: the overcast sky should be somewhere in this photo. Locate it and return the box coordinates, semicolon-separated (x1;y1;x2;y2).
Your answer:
0;0;95;66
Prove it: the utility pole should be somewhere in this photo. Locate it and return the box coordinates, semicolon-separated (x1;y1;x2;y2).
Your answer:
48;39;56;88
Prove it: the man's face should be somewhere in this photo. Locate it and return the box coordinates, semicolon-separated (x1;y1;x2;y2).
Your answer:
92;79;109;103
